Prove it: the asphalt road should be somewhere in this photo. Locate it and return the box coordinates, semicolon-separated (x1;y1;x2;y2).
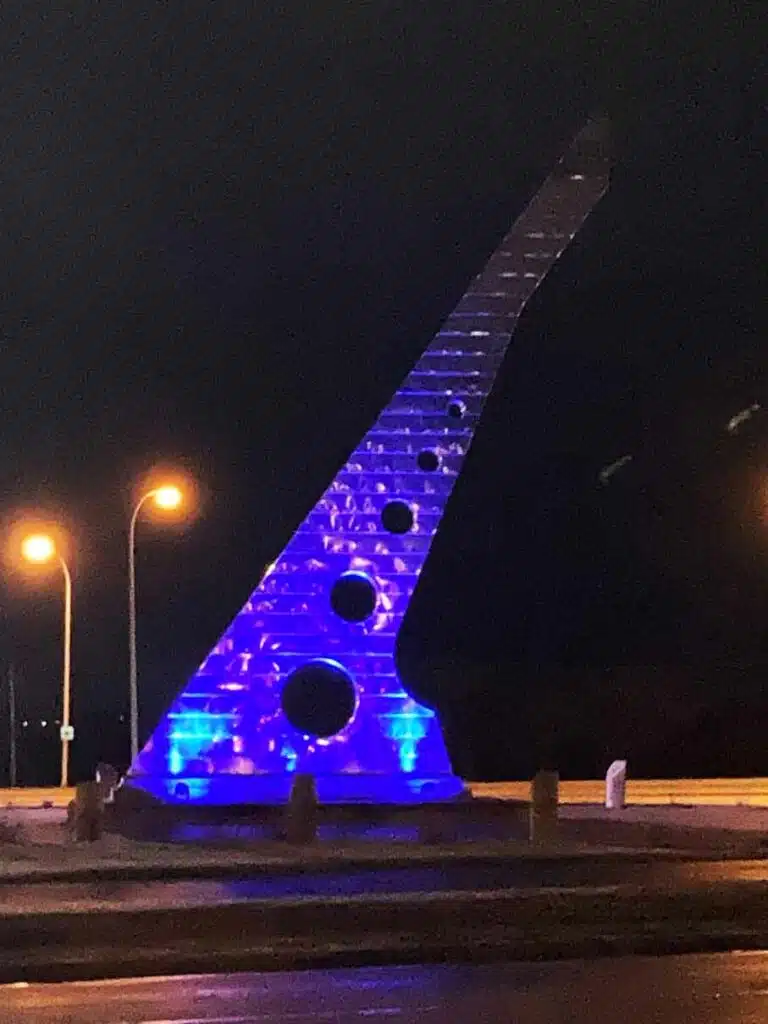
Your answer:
7;953;768;1022
4;856;768;915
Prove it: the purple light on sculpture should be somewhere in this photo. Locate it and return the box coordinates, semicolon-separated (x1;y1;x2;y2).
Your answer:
127;118;611;805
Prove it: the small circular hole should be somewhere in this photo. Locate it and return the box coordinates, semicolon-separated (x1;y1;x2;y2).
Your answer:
447;400;466;420
417;450;440;472
381;500;414;535
281;660;357;738
330;571;378;622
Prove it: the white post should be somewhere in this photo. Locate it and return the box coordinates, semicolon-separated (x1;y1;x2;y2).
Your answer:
605;759;627;810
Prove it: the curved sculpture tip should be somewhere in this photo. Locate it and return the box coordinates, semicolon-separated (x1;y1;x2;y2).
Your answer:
561;114;613;177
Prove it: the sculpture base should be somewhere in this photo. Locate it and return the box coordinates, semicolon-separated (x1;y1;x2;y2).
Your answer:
125;771;467;806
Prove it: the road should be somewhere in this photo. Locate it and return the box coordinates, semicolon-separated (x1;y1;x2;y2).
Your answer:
5;856;768;915
6;952;768;1021
10;777;768;809
473;777;768;807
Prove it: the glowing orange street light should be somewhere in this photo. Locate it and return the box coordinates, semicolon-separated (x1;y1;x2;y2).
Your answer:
152;485;183;512
128;483;188;763
20;533;73;789
21;534;56;565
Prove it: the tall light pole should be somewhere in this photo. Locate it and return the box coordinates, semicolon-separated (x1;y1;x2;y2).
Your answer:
7;665;17;789
128;485;184;765
20;533;73;788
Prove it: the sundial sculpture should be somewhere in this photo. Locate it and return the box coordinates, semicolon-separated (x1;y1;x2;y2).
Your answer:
128;118;611;804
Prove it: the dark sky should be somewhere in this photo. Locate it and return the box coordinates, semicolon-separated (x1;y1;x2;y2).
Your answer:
0;2;765;781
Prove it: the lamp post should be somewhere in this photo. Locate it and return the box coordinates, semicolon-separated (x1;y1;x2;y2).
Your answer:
20;534;73;788
128;485;183;765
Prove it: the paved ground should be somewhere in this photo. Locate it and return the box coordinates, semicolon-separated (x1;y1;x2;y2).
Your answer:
3;799;768;890
6;952;768;1021
565;803;768;832
0;833;641;884
12;799;768;833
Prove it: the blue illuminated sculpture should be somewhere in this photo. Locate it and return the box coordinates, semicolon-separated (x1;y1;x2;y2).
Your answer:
128;118;611;804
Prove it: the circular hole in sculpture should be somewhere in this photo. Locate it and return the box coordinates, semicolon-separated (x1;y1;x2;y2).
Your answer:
281;660;357;738
330;571;378;622
447;399;466;420
417;449;440;472
381;500;414;535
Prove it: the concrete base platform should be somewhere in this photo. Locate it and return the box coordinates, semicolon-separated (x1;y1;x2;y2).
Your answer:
125;772;468;805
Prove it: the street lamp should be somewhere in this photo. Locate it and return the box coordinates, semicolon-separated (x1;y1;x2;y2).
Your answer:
128;484;185;764
20;533;73;789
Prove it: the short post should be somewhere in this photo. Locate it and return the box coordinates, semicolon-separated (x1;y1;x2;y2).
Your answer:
419;807;451;845
529;769;559;845
605;759;627;810
70;781;105;842
284;773;318;845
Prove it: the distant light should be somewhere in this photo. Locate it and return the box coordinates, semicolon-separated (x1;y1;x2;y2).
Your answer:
40;720;47;728
599;454;633;485
726;403;760;434
154;485;183;511
21;534;56;564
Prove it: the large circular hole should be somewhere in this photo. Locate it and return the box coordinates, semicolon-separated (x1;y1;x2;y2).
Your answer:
447;399;466;420
381;500;414;535
330;571;377;622
417;449;440;472
281;660;357;738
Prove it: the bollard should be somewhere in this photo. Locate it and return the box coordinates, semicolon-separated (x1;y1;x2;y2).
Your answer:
283;773;318;845
605;759;628;810
419;808;450;846
72;781;105;842
529;770;559;845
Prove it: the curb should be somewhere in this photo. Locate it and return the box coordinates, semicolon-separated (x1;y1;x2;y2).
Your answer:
3;881;768;982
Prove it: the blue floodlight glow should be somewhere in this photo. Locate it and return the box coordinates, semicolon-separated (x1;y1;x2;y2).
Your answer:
127;120;610;805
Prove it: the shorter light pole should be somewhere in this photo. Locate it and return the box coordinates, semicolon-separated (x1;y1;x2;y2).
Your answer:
20;534;73;788
128;485;184;765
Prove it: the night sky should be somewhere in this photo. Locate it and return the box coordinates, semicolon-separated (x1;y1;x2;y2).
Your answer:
0;2;765;784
